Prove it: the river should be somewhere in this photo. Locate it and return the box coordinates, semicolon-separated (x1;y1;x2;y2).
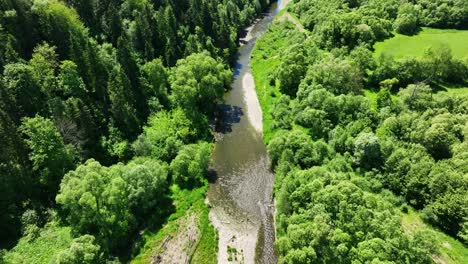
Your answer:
207;1;288;263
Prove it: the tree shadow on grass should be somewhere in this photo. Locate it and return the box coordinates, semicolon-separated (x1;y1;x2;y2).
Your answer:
123;193;175;262
431;82;468;93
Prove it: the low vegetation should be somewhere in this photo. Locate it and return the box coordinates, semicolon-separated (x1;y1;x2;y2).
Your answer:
402;208;468;264
2;223;73;263
131;186;217;264
251;21;304;142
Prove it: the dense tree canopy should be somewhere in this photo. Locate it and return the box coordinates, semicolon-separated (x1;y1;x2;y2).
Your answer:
133;108;196;161
0;0;271;257
20;116;76;199
56;160;135;251
255;0;468;262
170;142;212;189
169;52;232;119
2;0;468;261
53;235;101;264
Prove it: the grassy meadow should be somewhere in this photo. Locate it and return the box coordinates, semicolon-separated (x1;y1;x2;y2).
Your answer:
374;28;468;59
402;208;468;264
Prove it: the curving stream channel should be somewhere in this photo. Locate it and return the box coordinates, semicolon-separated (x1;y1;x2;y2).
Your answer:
207;1;288;263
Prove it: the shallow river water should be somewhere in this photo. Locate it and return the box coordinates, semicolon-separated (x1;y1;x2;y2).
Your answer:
207;1;288;263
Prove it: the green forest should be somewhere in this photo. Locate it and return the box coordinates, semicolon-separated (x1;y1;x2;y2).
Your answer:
1;0;468;263
0;0;272;262
252;0;468;263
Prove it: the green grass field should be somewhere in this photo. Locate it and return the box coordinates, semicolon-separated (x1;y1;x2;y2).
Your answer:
374;28;468;59
402;208;468;264
437;85;468;96
3;223;73;263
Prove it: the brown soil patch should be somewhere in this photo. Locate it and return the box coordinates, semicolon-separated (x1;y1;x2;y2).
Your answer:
151;214;200;264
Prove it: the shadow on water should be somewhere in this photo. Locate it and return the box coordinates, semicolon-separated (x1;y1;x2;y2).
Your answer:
207;169;218;184
215;104;244;134
233;62;243;76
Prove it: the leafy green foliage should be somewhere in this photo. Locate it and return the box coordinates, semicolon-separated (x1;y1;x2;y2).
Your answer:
1;0;272;258
56;159;135;251
252;1;468;261
3;222;73;264
123;158;169;217
370;44;468;89
55;156;170;254
417;0;468;29
107;65;140;139
57;60;86;98
29;42;59;97
140;59;169;112
2;62;44;117
2;0;468;261
274;43;308;96
54;235;101;264
394;3;420;35
271;95;293;130
169;52;232;119
398;83;433;111
291;0;394;49
20;116;76;198
133;109;195;161
251;20;306;142
300;57;363;95
170;142;212;189
268;129;332;169
353;132;382;169
292;0;467;51
275;167;436;264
